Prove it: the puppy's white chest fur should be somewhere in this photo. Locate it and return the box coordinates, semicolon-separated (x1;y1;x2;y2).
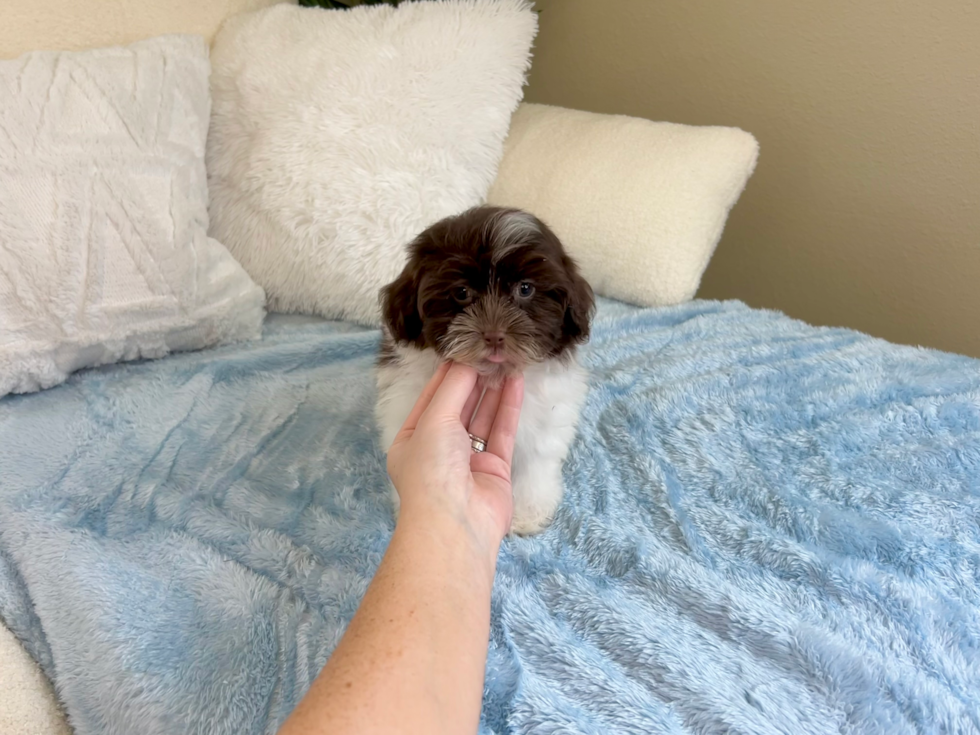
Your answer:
376;343;588;535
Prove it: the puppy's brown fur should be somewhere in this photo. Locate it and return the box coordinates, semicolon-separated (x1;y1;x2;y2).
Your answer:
380;206;594;386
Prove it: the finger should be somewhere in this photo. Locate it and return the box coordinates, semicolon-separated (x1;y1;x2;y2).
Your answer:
424;362;479;420
395;361;452;437
486;373;524;465
461;383;484;428
467;384;501;441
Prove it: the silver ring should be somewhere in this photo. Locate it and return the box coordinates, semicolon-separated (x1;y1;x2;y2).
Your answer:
469;433;487;453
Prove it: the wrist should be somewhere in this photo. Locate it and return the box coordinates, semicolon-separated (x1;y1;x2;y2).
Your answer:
395;505;501;588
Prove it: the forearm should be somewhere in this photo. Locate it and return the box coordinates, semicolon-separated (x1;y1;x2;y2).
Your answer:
278;511;499;735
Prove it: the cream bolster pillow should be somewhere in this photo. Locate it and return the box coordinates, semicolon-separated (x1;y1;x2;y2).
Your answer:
487;103;759;308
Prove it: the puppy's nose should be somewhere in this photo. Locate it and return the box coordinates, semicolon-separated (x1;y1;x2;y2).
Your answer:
483;331;505;350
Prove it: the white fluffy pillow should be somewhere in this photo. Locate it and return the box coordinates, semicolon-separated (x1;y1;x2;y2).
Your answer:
0;35;265;399
207;1;537;325
487;103;760;308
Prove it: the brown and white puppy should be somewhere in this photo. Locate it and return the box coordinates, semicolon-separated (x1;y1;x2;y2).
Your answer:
375;206;594;535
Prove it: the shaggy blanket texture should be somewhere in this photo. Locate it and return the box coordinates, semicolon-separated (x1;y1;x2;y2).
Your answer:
1;299;980;734
207;1;536;325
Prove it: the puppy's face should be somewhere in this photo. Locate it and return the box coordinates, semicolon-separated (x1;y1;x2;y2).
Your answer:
381;207;594;385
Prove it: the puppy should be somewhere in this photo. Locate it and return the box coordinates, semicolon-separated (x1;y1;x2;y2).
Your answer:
375;206;594;535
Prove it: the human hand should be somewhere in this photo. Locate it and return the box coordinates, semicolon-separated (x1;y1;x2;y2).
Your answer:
386;362;524;554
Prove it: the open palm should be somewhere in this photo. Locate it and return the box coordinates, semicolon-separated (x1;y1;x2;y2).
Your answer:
386;362;524;543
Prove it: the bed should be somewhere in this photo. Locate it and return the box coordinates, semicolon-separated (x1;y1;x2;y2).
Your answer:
2;297;980;734
4;1;980;732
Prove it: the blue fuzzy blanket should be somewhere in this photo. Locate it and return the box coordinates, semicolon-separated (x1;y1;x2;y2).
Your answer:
2;299;980;735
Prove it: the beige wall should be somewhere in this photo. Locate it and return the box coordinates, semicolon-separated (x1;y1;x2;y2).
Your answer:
0;0;291;59
527;0;980;357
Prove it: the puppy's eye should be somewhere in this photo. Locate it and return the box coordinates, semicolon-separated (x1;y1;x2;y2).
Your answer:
517;281;535;298
453;286;470;303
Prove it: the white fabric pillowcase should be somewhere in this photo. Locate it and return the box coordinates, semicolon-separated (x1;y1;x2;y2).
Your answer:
0;35;265;399
487;103;760;308
207;1;537;325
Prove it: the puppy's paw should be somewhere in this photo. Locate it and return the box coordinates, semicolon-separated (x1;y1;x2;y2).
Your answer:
509;506;556;536
509;465;564;536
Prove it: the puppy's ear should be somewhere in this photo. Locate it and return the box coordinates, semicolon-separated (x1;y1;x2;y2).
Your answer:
380;266;423;344
561;255;595;345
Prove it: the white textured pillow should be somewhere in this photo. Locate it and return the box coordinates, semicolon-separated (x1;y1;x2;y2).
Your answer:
207;1;537;325
487;103;760;308
0;35;265;399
